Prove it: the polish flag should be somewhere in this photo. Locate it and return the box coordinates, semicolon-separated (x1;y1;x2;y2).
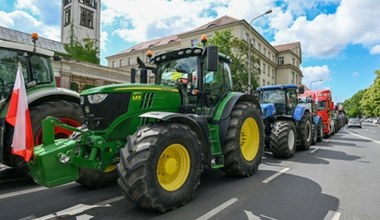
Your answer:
6;63;34;162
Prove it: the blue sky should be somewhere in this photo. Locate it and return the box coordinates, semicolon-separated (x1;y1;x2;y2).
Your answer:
1;0;379;102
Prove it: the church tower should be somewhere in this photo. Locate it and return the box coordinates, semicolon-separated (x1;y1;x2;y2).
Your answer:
61;0;101;50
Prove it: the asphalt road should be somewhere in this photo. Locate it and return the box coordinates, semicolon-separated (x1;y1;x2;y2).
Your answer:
1;122;379;220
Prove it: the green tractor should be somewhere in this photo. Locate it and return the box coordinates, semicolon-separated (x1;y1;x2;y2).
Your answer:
28;38;264;212
0;34;83;175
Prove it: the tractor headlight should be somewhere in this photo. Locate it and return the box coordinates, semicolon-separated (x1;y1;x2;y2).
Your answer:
87;94;108;104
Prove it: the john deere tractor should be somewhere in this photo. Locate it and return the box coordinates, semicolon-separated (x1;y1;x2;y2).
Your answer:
0;34;83;175
28;38;264;212
257;84;312;158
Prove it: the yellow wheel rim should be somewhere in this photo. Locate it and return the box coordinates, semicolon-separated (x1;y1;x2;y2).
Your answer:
104;165;116;173
157;144;190;191
240;117;260;161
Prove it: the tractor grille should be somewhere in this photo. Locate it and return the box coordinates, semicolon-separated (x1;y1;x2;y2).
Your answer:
140;92;154;109
81;93;131;130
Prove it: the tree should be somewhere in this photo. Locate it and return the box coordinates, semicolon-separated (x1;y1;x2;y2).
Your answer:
207;29;260;92
64;24;100;64
342;89;366;117
360;70;380;116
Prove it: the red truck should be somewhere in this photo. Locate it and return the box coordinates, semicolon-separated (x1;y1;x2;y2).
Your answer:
299;89;335;137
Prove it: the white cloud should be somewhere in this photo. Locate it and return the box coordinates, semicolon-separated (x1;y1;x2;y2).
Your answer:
100;31;109;51
271;0;380;58
301;65;331;89
15;0;41;15
370;45;380;55
352;72;359;77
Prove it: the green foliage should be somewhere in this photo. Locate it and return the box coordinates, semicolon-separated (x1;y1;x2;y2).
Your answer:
342;89;366;117
360;70;380;116
207;29;259;92
65;24;100;64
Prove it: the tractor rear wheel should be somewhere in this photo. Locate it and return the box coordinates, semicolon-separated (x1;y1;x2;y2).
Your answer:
297;114;312;150
316;120;323;142
117;123;203;213
221;101;264;176
270;121;296;158
9;100;83;175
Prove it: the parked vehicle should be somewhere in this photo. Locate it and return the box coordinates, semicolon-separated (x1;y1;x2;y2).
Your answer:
257;84;312;159
27;36;265;212
0;34;83;175
348;118;362;128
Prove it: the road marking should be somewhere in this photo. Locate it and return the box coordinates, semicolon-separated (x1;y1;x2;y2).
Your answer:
324;210;341;220
0;183;75;200
196;198;238;220
346;130;380;144
33;196;124;220
245;210;278;220
310;147;319;154
262;167;290;184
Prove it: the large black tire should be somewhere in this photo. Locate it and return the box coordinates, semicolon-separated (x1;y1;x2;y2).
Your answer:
297;114;312;150
270;121;297;159
71;127;119;188
221;101;264;176
10;100;83;175
117;123;203;213
311;123;317;145
316;120;323;142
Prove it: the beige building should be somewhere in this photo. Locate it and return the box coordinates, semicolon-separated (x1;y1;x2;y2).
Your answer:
106;15;303;87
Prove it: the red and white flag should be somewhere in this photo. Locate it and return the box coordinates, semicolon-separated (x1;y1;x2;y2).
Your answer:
6;63;34;162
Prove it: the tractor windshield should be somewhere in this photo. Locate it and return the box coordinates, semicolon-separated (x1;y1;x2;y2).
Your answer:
0;48;52;99
259;89;285;104
316;101;327;111
156;56;198;87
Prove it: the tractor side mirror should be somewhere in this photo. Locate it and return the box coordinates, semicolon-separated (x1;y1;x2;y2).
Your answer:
298;85;305;94
206;46;218;71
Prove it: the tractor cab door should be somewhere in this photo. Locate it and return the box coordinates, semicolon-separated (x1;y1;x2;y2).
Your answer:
201;56;233;116
286;89;298;115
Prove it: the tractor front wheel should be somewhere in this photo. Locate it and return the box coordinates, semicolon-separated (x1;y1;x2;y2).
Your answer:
117;123;203;213
221;101;264;176
270;121;297;158
9;100;83;175
297;114;312;150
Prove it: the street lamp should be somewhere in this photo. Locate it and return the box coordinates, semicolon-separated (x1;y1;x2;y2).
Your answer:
309;79;323;90
247;9;272;91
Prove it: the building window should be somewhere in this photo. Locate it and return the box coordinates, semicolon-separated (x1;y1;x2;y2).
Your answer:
272;69;274;79
191;39;198;47
120;59;124;67
80;7;94;29
79;0;97;8
292;58;295;66
64;0;72;6
263;48;266;56
277;57;284;65
262;79;265;86
112;61;115;68
128;58;132;66
258;43;261;52
262;63;266;75
251;38;255;48
64;7;71;26
267;66;270;76
292;71;295;84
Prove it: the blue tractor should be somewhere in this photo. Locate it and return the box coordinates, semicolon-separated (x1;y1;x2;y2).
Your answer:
297;96;323;145
257;84;312;158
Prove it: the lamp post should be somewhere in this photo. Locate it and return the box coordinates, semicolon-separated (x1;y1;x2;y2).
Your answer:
247;9;272;91
309;79;323;90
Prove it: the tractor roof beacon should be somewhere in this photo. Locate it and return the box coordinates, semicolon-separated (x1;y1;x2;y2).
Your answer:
27;36;265;212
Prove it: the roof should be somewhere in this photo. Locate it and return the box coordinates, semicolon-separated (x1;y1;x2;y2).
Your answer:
273;42;300;53
0;26;68;54
257;84;299;91
109;15;239;58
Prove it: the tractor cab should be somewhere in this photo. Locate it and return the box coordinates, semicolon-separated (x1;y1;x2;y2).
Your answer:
257;84;299;118
135;36;234;116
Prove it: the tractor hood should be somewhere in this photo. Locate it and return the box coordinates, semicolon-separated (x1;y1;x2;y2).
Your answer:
80;83;179;95
260;103;276;119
